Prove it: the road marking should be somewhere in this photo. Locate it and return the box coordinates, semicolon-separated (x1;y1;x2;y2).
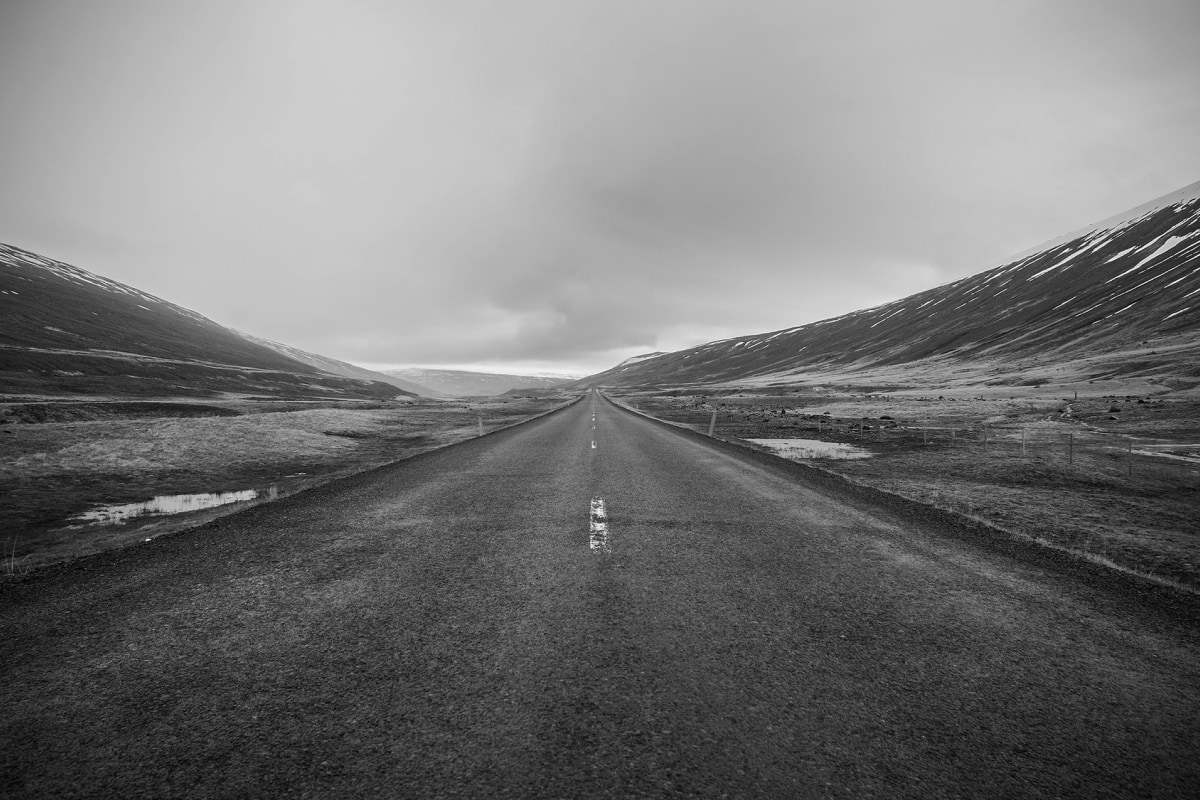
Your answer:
589;497;610;552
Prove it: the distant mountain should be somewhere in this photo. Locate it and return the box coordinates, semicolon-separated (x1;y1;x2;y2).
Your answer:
0;242;415;400
581;180;1200;391
383;367;574;397
238;333;437;397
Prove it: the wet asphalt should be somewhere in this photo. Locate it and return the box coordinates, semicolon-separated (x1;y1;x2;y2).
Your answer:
3;390;1199;798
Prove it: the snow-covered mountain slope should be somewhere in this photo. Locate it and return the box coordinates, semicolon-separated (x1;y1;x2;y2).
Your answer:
616;352;670;368
238;334;436;397
1003;180;1200;266
582;180;1200;390
0;242;413;400
383;368;573;397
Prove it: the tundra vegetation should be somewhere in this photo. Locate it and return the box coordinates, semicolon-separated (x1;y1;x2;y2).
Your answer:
0;393;574;570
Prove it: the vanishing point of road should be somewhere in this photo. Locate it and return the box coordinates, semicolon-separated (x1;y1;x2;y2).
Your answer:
3;391;1199;798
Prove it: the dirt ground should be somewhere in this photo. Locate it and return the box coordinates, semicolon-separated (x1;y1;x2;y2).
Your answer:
616;388;1200;590
1;394;574;571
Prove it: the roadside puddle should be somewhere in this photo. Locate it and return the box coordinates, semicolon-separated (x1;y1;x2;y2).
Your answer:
73;486;279;525
1129;444;1200;464
748;438;873;460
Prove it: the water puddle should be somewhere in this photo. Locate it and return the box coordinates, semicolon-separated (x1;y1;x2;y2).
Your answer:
73;486;278;525
1131;446;1200;464
748;438;873;460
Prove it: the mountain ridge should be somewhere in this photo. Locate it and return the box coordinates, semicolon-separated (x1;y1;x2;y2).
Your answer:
0;242;414;400
238;333;436;397
382;367;573;397
580;180;1200;391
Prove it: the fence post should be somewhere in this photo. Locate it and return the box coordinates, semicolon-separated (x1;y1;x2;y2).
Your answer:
478;416;484;436
1021;428;1026;457
708;411;717;437
983;424;988;451
923;427;928;446
1068;432;1074;465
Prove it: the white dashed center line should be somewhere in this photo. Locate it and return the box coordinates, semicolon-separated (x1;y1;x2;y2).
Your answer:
589;497;610;552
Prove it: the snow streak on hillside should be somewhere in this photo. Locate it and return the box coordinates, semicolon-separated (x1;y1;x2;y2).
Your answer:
616;352;669;368
0;243;212;328
1000;179;1200;266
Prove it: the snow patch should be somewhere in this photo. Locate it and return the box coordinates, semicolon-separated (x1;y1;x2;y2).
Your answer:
749;439;873;460
1106;234;1190;282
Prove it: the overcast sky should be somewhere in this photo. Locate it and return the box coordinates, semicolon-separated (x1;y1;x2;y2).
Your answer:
2;0;1198;375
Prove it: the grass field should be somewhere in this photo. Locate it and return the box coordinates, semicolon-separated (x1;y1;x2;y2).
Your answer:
1;394;576;571
616;388;1200;591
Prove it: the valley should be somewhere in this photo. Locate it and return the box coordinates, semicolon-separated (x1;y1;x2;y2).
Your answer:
381;366;575;397
4;7;1198;794
3;182;1198;591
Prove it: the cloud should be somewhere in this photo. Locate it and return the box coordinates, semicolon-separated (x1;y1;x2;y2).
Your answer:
2;0;1198;374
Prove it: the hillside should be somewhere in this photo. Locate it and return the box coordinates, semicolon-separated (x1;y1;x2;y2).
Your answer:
583;181;1200;392
383;367;573;397
238;333;436;397
0;243;413;400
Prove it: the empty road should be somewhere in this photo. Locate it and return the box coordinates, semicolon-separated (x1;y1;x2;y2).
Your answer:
3;391;1199;798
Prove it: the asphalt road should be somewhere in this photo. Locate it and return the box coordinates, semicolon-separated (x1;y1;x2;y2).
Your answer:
3;391;1199;798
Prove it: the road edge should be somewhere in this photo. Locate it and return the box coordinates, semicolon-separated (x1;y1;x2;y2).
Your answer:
0;394;589;588
602;392;1200;623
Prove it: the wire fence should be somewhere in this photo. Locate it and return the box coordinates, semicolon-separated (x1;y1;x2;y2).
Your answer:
881;424;1200;481
628;403;1200;483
